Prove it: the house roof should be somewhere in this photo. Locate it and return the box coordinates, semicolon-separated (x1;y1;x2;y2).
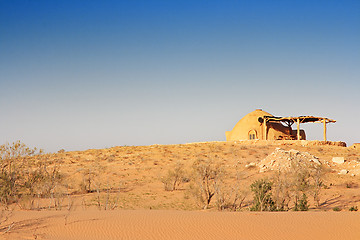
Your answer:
258;115;336;125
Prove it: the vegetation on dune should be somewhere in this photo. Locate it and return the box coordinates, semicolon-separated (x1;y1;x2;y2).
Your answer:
161;162;187;191
249;153;325;212
0;141;62;206
250;179;275;211
0;140;359;216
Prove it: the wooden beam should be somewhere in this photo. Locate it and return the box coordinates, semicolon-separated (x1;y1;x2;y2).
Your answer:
263;119;267;140
296;118;300;140
323;118;327;141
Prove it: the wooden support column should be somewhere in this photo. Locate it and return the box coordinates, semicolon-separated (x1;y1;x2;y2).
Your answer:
296;118;300;140
323;118;327;141
263;119;267;140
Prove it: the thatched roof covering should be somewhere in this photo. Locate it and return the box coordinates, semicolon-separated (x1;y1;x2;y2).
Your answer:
259;116;336;125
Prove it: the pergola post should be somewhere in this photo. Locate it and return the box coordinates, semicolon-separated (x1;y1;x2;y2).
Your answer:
323;118;327;141
263;119;267;140
296;118;300;140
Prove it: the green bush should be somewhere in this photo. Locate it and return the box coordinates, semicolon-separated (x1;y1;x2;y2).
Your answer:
294;193;309;211
332;207;341;212
250;179;275;211
349;206;358;212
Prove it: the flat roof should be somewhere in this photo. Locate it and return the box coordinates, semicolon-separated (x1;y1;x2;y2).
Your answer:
259;116;336;124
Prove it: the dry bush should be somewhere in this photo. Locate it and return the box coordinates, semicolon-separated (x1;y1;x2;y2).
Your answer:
79;162;106;193
272;169;292;211
0;141;52;206
0;141;43;205
311;164;326;208
91;185;122;210
214;171;247;211
0;141;67;211
161;162;186;191
190;159;224;209
249;151;325;212
289;157;311;210
189;156;247;211
270;153;325;210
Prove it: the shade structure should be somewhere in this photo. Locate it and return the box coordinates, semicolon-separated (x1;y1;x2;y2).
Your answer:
258;116;336;141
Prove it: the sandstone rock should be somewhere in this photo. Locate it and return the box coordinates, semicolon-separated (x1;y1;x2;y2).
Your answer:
245;162;256;168
338;169;348;175
332;157;345;164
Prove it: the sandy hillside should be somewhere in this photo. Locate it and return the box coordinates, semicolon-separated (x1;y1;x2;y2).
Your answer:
23;140;360;211
1;140;360;239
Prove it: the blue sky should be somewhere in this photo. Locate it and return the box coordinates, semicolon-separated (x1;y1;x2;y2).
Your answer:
1;0;359;152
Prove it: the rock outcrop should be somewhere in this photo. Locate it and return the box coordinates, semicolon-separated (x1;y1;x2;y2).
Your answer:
258;148;321;173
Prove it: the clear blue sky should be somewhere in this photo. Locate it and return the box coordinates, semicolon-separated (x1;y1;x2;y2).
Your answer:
1;0;359;152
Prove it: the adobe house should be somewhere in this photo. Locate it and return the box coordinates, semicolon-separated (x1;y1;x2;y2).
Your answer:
226;109;336;141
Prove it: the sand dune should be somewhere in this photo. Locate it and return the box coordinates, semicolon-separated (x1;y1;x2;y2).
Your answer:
2;141;360;239
4;210;360;240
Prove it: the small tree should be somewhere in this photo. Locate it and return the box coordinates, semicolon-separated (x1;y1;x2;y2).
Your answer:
250;179;275;211
310;164;324;208
215;166;247;211
0;141;66;210
80;162;105;193
272;169;292;211
0;141;43;205
191;159;223;209
162;162;185;191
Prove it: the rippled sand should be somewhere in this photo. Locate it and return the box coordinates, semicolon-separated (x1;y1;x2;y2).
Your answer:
4;210;360;240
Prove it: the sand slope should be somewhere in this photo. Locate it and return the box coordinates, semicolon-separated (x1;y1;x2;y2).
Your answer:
23;141;360;211
4;210;360;240
2;141;360;239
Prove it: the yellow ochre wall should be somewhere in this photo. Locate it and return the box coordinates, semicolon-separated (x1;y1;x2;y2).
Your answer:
226;109;306;141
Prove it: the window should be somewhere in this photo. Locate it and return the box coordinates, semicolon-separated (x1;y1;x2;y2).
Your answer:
249;130;257;140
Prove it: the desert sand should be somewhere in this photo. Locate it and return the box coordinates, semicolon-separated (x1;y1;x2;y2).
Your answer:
2;210;360;240
1;141;360;239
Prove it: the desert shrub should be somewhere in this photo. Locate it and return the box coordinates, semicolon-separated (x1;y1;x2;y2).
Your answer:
250;179;275;211
272;170;292;211
213;171;230;211
294;193;309;211
161;162;186;191
332;207;341;212
57;149;65;153
189;159;246;211
271;152;325;210
33;154;63;194
288;157;311;210
345;181;357;189
310;164;324;208
0;141;66;210
214;177;247;211
190;159;223;209
0;141;43;205
92;187;120;210
349;206;358;212
79;162;106;193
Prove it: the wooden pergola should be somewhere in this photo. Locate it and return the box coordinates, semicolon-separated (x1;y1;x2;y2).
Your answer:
259;115;336;141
